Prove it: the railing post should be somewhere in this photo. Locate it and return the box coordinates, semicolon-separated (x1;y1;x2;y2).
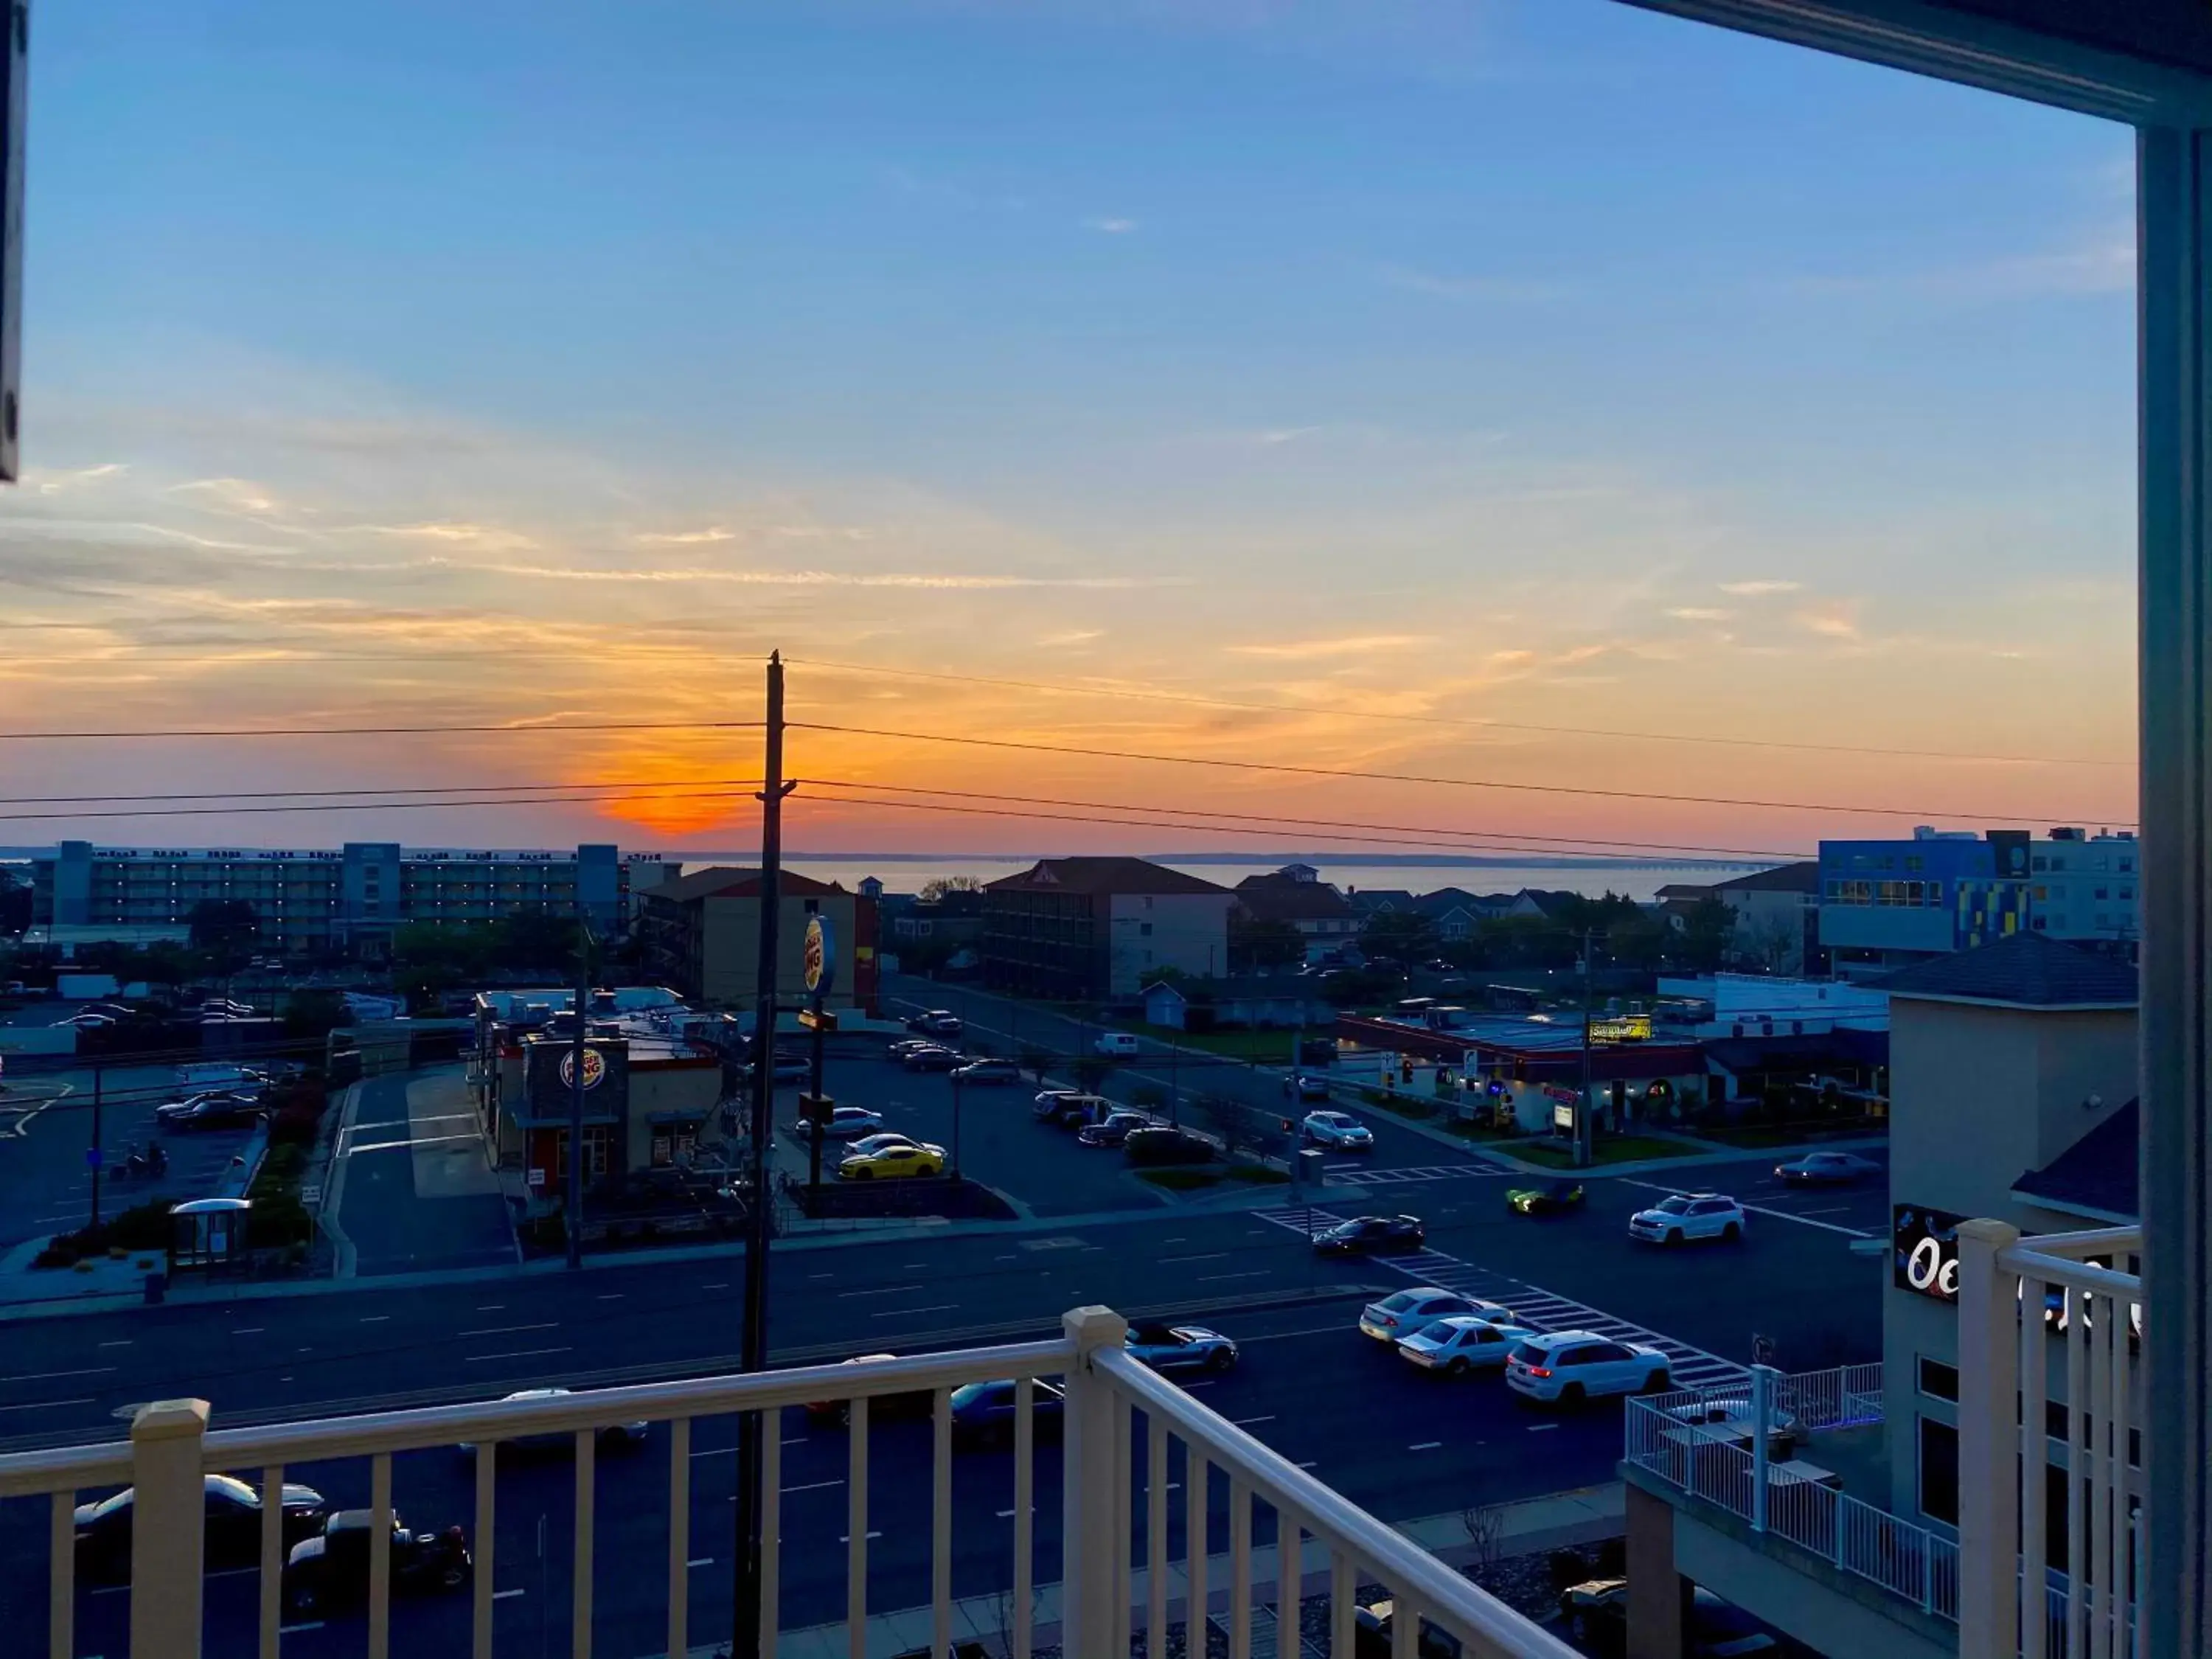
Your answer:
1958;1219;2022;1659
1062;1304;1130;1659
1750;1364;1776;1534
131;1398;211;1659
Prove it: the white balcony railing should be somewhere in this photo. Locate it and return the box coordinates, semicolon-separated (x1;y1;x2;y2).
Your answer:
1957;1220;2144;1659
0;1304;1576;1659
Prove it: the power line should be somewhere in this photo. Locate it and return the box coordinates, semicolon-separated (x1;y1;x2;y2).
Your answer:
0;720;767;742
790;722;2128;827
785;655;2133;771
0;779;761;807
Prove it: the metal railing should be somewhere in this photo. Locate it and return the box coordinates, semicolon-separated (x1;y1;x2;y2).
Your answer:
0;1304;1575;1659
1957;1220;2143;1659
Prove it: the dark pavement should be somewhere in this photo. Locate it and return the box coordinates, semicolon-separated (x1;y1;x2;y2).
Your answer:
333;1068;518;1277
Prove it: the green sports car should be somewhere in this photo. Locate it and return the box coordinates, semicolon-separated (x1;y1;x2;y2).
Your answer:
1507;1179;1586;1216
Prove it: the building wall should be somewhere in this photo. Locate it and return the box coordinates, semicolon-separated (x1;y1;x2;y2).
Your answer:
2028;832;2140;945
981;889;1106;1001
1724;886;1815;973
693;890;863;1009
1105;892;1232;994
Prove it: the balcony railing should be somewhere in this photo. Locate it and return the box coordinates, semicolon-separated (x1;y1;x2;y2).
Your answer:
1623;1365;1959;1622
0;1305;1574;1659
1957;1221;2143;1659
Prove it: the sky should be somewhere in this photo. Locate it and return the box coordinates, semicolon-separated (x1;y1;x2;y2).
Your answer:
0;0;2140;866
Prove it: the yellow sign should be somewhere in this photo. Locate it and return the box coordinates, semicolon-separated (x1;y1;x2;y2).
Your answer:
1588;1015;1652;1045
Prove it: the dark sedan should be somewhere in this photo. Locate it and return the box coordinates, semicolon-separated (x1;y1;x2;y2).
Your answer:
951;1058;1021;1085
1507;1180;1586;1216
1312;1214;1427;1256
1124;1321;1238;1374
1774;1151;1880;1186
155;1091;264;1130
1123;1127;1216;1166
1076;1110;1155;1147
950;1377;1065;1444
75;1475;329;1584
902;1046;964;1073
283;1510;471;1616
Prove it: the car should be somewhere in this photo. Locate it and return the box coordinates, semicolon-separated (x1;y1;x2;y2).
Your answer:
949;1377;1066;1444
1077;1110;1155;1147
57;1011;116;1028
1300;1109;1373;1150
886;1037;939;1060
459;1388;649;1456
1396;1315;1537;1376
198;998;257;1018
1661;1397;1802;1455
1123;1322;1238;1374
742;1054;811;1085
1284;1074;1334;1104
81;1002;136;1019
838;1141;947;1180
282;1509;471;1616
905;1009;963;1037
1357;1287;1512;1343
1122;1126;1217;1166
1503;1330;1670;1404
1093;1032;1142;1057
1559;1578;1778;1657
155;1091;265;1130
842;1132;924;1160
1628;1192;1747;1246
1773;1151;1880;1186
951;1058;1021;1085
1032;1088;1088;1120
804;1353;936;1425
1038;1092;1113;1129
902;1045;964;1073
796;1105;886;1141
74;1475;330;1584
1506;1179;1585;1216
1312;1214;1425;1256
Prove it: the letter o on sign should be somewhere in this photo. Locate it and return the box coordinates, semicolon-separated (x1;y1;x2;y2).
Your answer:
1907;1236;1944;1293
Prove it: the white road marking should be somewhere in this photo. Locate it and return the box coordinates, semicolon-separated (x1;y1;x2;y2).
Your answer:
0;1366;114;1384
0;1397;92;1413
358;1315;389;1324
458;1322;559;1338
872;1303;957;1318
1231;1415;1276;1427
1409;1440;1443;1450
839;1531;884;1543
493;1587;525;1601
687;1557;715;1568
838;1284;922;1298
97;1340;132;1349
596;1293;625;1301
463;1346;571;1363
1159;1252;1226;1265
280;1621;326;1633
1198;1270;1270;1284
1526;1424;1560;1433
701;1282;728;1291
476;1304;506;1312
232;1329;264;1338
690;1446;739;1458
784;1479;844;1494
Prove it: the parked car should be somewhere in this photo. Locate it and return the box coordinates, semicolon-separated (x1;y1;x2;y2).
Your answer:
1122;1126;1217;1166
1504;1331;1670;1404
1559;1578;1778;1657
905;1010;963;1037
741;1054;810;1085
1038;1093;1113;1128
1300;1109;1373;1150
155;1091;265;1130
796;1105;886;1141
1506;1179;1585;1217
1077;1110;1155;1147
951;1058;1021;1085
282;1510;471;1616
1357;1287;1510;1343
1093;1032;1142;1057
1773;1151;1879;1186
1628;1193;1747;1247
804;1353;936;1425
1312;1214;1425;1256
838;1141;947;1180
74;1475;330;1584
842;1132;923;1160
1284;1074;1334;1104
1396;1315;1537;1377
459;1388;649;1456
887;1037;939;1060
950;1377;1066;1444
902;1045;964;1073
1123;1322;1238;1374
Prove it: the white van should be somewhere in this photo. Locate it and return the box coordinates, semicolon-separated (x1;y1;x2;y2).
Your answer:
1093;1032;1141;1058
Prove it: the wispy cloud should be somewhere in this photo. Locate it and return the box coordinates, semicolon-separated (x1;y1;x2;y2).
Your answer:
31;462;128;495
1228;633;1436;660
1085;216;1138;234
1377;262;1565;304
429;560;1176;591
636;526;739;546
360;521;539;552
1037;628;1104;646
1665;606;1733;622
170;476;282;515
1794;603;1861;641
1718;579;1801;596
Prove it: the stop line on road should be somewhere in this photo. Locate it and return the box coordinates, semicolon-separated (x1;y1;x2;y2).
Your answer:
1256;1204;1749;1394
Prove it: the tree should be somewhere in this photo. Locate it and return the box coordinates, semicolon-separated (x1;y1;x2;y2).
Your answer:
1674;896;1737;974
1230;917;1306;973
917;875;984;902
1742;911;1800;974
1360;909;1439;961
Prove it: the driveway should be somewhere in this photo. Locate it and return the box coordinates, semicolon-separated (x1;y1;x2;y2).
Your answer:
333;1067;518;1274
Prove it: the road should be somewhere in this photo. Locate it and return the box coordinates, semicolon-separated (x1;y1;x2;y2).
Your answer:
334;1068;519;1276
0;1141;1888;1658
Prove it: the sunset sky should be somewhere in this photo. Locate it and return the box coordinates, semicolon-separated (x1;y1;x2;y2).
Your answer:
2;0;2139;864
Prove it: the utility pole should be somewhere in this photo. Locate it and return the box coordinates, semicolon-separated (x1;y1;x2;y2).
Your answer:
736;651;794;1658
567;903;590;1271
1576;928;1594;1169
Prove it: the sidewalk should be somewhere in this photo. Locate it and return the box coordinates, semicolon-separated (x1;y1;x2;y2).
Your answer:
747;1483;1625;1659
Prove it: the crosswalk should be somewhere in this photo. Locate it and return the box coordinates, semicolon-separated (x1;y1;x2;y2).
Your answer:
1322;1161;1505;1187
1258;1203;1748;1393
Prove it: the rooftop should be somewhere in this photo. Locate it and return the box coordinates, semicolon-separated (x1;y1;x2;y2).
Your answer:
2013;1097;2141;1222
1874;933;2138;1009
987;856;1232;897
1711;860;1822;895
643;865;850;904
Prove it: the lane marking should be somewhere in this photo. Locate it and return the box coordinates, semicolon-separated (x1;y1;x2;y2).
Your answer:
997;1508;1017;1518
872;1303;957;1318
838;1284;923;1298
701;1282;729;1291
0;1367;114;1384
463;1346;571;1363
0;1397;93;1413
232;1329;264;1338
784;1479;844;1494
687;1557;715;1568
1232;1415;1276;1427
839;1531;884;1543
1409;1440;1443;1451
1198;1270;1270;1284
690;1447;738;1459
596;1293;625;1301
476;1304;506;1312
280;1621;326;1633
459;1322;560;1338
358;1315;389;1324
97;1340;133;1349
493;1588;525;1601
1526;1424;1560;1433
1159;1253;1226;1265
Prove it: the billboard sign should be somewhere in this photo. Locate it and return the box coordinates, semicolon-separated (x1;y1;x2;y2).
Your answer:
1893;1203;1969;1301
804;914;836;1001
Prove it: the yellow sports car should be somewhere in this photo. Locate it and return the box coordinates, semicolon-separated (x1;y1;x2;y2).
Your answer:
837;1141;947;1180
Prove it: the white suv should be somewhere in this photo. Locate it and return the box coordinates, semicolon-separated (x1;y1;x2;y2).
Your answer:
1505;1331;1671;1404
1628;1192;1747;1247
1301;1110;1374;1150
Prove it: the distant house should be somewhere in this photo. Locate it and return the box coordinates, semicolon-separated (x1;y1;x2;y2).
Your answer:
1233;869;1360;962
1346;888;1418;916
1709;860;1822;974
982;857;1234;1000
1141;976;1332;1032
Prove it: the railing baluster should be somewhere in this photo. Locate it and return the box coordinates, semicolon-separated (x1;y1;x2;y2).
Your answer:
369;1450;393;1659
1329;1550;1354;1659
474;1433;497;1659
1391;1588;1419;1659
47;1489;72;1659
1228;1477;1251;1659
2103;1290;2127;1659
1187;1450;1208;1653
1276;1506;1304;1636
2067;1285;2088;1659
667;1417;690;1659
761;1411;782;1655
2090;1289;2112;1659
1114;1387;1133;1659
573;1428;596;1659
1147;1414;1169;1656
260;1464;284;1659
1014;1379;1034;1659
2021;1272;2048;1659
847;1395;869;1659
933;1388;953;1659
